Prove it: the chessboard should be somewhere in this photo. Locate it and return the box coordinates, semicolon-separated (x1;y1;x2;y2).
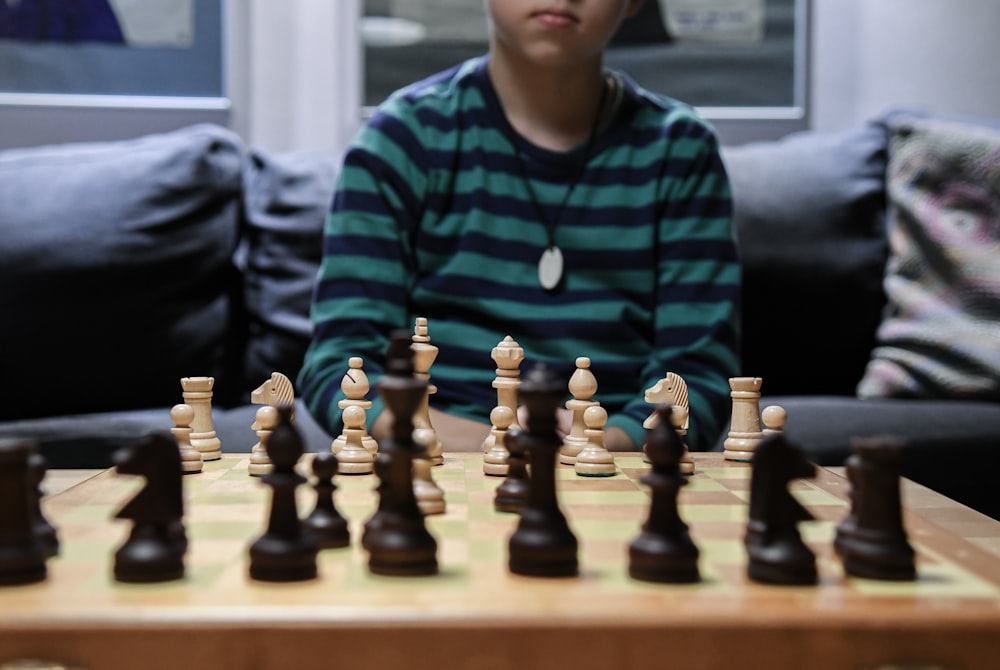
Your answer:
3;453;1000;670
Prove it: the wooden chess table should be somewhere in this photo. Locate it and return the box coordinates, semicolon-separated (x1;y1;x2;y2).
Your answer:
2;452;999;670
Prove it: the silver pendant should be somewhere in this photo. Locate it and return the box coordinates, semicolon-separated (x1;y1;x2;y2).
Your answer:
538;246;564;291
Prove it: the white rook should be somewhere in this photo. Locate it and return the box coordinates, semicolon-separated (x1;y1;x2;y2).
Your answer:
180;376;222;461
723;376;763;462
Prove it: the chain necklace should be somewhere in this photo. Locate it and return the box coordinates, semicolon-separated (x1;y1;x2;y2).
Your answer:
512;77;610;292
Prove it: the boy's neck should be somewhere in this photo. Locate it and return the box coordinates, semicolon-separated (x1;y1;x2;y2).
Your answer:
488;52;609;153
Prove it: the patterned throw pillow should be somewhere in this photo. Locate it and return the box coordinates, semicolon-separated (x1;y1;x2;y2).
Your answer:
857;114;1000;399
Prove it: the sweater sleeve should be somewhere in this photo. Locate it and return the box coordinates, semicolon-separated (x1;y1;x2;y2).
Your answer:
606;119;741;451
297;106;427;436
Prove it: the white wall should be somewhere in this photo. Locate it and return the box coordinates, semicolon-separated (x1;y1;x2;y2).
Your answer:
242;0;361;153
810;0;1000;133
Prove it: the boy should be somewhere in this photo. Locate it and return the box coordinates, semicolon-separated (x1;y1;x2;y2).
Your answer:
299;0;740;452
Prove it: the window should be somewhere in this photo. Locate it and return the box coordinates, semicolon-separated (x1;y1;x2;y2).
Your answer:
362;0;809;144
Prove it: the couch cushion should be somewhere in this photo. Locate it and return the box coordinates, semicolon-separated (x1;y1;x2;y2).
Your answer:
0;124;244;420
856;112;1000;401
721;123;889;395
240;148;339;396
0;399;332;469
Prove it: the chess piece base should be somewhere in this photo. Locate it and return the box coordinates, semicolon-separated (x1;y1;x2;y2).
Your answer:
747;558;818;586
248;462;273;477
508;551;578;578
337;459;374;475
628;534;700;584
841;554;917;581
417;498;446;516
574;461;616;477
835;532;917;581
724;449;755;462
559;436;587;465
0;557;46;586
302;514;350;550
114;539;184;584
366;537;438;577
181;459;203;474
483;460;508;477
508;515;579;578
494;478;529;513
249;534;319;582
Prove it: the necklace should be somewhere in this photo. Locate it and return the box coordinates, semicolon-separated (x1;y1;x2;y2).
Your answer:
513;77;611;292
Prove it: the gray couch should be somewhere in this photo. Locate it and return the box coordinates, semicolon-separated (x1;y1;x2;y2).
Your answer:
3;112;999;519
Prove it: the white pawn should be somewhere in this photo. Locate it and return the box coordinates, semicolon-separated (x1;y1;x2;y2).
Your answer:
412;427;446;515
561;357;599;465
483;405;515;477
335;405;375;475
171;403;203;474
248;405;278;477
332;357;378;455
762;405;788;436
574;406;616;477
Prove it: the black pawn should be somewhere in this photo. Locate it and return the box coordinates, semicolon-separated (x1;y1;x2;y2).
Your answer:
628;404;700;583
507;363;578;578
494;427;530;513
745;433;818;585
302;451;350;549
361;330;438;576
834;436;916;581
113;432;187;583
28;445;59;559
0;438;48;586
248;406;319;582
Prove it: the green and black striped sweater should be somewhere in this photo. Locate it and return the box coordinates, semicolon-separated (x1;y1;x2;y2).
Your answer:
299;56;740;451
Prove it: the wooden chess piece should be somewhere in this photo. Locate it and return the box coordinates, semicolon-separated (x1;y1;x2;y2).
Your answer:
251;371;296;423
413;427;446;516
482;335;524;453
561;357;599;465
641;372;693;473
724;376;764;462
0;438;48;585
484;405;515;476
494;425;530;514
171;403;203;474
411;317;443;465
113;432;187;583
334;405;376;475
762;405;787;436
28;445;59;559
745;432;818;585
248;405;277;477
508;363;579;577
361;330;438;576
180;376;222;461
248;406;319;582
332;357;378;455
302;451;350;550
629;405;700;583
574;406;616;477
834;436;916;581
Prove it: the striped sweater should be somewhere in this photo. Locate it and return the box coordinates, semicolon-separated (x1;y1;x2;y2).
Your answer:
299;56;740;451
